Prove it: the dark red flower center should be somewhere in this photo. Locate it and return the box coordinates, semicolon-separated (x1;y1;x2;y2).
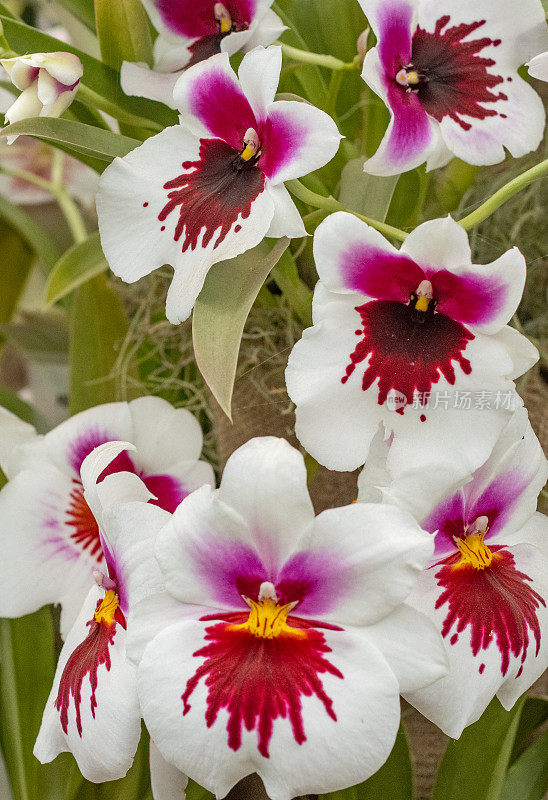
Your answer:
158;138;265;253
435;546;545;676
182;597;343;757
396;16;508;131
342;298;473;413
56;591;126;736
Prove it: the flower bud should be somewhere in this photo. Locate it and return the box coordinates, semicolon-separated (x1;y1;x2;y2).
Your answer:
1;51;83;143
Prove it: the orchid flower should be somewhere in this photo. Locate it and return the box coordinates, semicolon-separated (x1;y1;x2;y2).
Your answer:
1;52;83;144
285;214;538;488
0;397;214;636
528;52;548;81
357;409;548;737
124;437;447;799
34;441;173;783
357;0;548;175
122;0;285;107
0;136;99;207
97;46;342;324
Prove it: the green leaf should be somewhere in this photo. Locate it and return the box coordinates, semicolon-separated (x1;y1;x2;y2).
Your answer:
0;15;174;128
0;220;33;324
53;0;96;30
270;249;313;326
192;238;290;419
95;0;153;70
0;195;61;270
0;309;69;363
0;610;84;800
69;274;131;413
0;387;47;432
1;118;139;171
46;233;108;305
432;697;526;800
320;725;412;800
339;157;398;221
511;698;548;763
501;729;548;800
186;779;214;800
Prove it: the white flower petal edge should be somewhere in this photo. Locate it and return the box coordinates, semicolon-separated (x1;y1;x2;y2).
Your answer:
150;740;189;800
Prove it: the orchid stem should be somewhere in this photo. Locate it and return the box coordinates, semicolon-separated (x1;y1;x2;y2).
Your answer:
458;158;548;230
0;162;87;244
280;43;359;72
286;179;408;242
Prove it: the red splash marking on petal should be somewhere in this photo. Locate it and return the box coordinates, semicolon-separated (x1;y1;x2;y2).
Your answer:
65;456;186;561
420;414;426;422
479;663;485;674
66;480;103;563
342;300;473;411
435;548;545;676
55;603;126;736
182;614;343;757
158;138;264;252
410;16;507;131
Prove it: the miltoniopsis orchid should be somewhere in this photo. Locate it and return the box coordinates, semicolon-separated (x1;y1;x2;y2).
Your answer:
1;52;83;144
357;408;548;736
285;214;538;489
97;45;342;324
357;0;548;175
0;396;214;636
126;437;447;800
122;0;284;107
34;441;174;783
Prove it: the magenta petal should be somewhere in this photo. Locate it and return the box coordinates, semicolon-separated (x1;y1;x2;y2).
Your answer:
376;0;414;74
340;242;425;300
276;549;349;617
258;107;310;180
384;82;434;168
154;0;257;39
188;67;257;150
430;270;508;328
422;492;466;556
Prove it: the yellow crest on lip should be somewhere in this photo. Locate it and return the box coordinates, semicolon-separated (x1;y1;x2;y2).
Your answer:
453;531;501;571
94;589;118;625
229;596;307;639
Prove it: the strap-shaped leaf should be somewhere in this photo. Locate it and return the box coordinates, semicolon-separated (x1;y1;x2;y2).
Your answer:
192;238;290;419
46;233;108;305
1;118;139;169
501;729;548;800
0;195;61;270
432;697;526;800
69;274;131;413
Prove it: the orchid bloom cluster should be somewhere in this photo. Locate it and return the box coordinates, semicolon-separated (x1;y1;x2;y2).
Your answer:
0;0;546;798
